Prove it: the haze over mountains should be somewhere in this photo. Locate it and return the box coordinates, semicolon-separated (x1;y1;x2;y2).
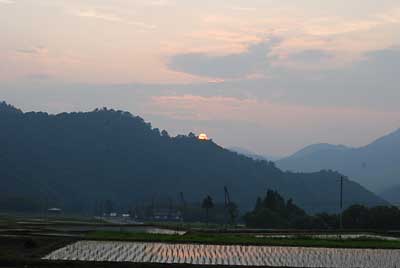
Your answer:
228;147;281;162
381;185;400;205
276;129;400;200
0;102;388;214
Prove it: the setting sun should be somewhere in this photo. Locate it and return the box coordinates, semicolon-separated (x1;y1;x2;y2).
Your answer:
198;133;208;140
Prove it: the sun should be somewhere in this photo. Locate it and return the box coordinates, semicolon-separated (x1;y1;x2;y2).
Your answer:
198;133;208;140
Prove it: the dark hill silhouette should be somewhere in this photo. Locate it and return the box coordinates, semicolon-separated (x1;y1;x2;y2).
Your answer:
0;101;387;213
228;147;270;161
277;129;400;193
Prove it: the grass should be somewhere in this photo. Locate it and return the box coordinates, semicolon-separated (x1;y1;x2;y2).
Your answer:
0;216;17;227
0;236;75;260
86;231;400;249
144;221;226;230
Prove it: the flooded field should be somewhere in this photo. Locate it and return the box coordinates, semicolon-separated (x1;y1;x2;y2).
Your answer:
0;222;185;237
255;234;400;241
44;240;400;267
44;225;185;235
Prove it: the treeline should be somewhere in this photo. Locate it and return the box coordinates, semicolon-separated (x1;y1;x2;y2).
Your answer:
0;101;387;214
342;205;400;229
244;190;400;230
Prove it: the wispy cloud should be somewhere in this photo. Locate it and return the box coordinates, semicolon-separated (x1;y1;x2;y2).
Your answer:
0;0;14;4
148;0;174;7
149;95;400;131
15;46;48;55
25;73;52;80
230;7;257;12
168;39;279;79
75;10;156;30
377;8;400;24
76;10;122;23
304;17;381;36
190;30;262;45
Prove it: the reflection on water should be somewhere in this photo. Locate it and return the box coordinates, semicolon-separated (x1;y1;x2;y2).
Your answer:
44;240;400;267
47;225;186;235
255;234;400;241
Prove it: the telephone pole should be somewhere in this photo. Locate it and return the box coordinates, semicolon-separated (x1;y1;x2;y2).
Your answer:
339;176;343;230
179;192;186;222
224;186;231;226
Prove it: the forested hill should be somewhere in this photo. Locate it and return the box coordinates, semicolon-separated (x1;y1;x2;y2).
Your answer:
0;102;387;213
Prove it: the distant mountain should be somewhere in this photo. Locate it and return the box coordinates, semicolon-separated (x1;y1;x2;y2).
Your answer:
380;185;400;205
287;143;351;160
229;147;269;161
0;101;387;213
229;147;281;161
277;129;400;193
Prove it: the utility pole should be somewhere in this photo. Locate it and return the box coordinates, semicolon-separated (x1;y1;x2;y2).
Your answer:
151;196;155;220
168;197;173;218
339;176;343;231
224;186;230;226
179;192;186;222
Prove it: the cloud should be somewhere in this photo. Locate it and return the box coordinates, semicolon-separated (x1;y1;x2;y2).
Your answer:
377;8;400;23
304;17;381;36
0;0;14;4
168;39;279;79
230;7;258;12
25;73;52;80
148;0;174;7
167;39;337;78
273;49;336;69
361;47;400;73
261;47;400;110
164;45;400;115
149;94;399;126
76;10;123;23
75;10;156;30
16;46;48;55
2;59;400;154
287;50;333;63
146;94;400;154
190;30;262;45
165;30;400;109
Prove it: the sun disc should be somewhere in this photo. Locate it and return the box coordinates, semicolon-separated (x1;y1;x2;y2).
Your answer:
198;133;208;140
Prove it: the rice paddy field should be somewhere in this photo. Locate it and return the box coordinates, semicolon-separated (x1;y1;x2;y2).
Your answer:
44;240;400;267
3;216;400;268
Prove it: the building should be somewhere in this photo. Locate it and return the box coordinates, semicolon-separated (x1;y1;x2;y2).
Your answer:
152;209;182;221
47;207;62;216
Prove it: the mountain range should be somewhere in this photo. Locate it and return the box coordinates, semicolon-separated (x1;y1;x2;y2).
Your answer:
0;101;387;213
276;129;400;200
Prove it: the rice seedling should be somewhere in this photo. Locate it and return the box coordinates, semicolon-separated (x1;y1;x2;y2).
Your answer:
44;240;400;267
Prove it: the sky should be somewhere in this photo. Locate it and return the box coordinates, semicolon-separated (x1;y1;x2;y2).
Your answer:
1;0;400;157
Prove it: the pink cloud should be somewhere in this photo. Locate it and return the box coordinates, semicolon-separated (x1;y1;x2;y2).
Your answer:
149;95;400;129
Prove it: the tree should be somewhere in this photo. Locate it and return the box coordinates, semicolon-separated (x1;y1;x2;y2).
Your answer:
202;195;214;225
245;190;312;229
368;206;400;229
264;190;286;212
161;129;169;137
227;201;239;224
342;204;370;229
254;197;263;210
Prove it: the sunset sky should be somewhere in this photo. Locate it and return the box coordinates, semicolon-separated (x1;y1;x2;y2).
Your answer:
1;0;400;156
